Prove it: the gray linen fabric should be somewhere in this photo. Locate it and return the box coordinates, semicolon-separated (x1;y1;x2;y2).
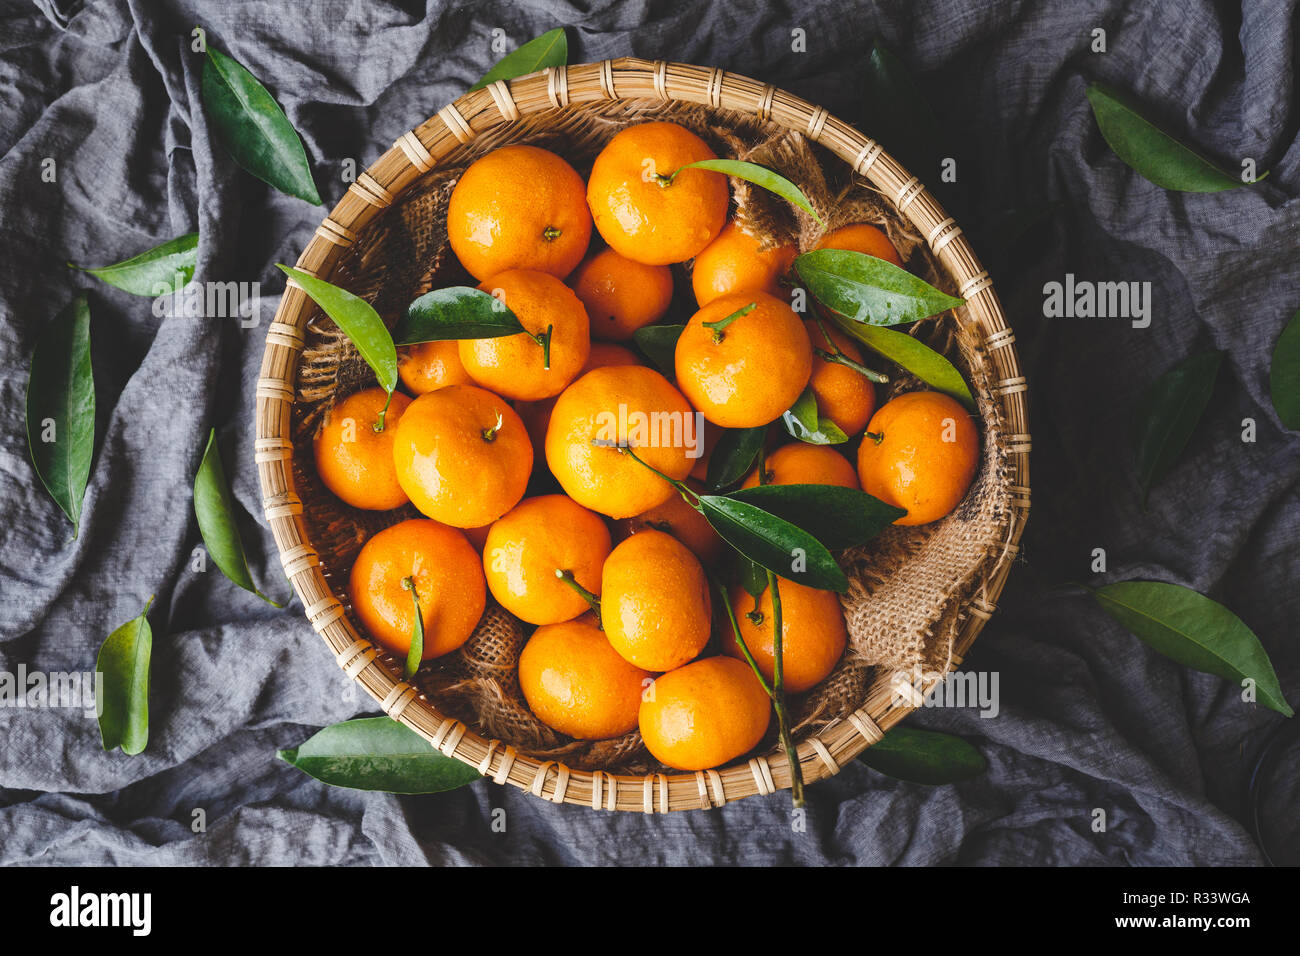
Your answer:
0;0;1295;865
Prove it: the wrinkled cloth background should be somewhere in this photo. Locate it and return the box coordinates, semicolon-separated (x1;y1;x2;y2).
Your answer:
1;0;1296;866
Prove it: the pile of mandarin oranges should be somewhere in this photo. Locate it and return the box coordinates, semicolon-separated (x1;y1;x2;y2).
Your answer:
312;121;978;772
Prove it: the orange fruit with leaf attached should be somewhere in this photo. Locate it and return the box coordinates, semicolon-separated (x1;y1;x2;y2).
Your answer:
675;290;812;428
519;613;653;740
613;478;724;568
350;518;486;661
447;144;592;280
398;340;473;395
570;248;674;341
586;121;729;265
691;220;797;306
484;495;612;626
742;442;859;490
313;387;413;510
724;578;846;693
392;384;533;527
803;319;877;437
856;391;979;526
639;656;771;771
601;529;712;671
515;342;642;453
460;269;591;401
815;222;902;266
545;364;697;519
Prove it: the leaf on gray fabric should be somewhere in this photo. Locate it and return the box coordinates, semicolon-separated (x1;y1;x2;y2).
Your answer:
1133;350;1222;507
393;287;524;344
862;40;945;177
97;598;155;756
1088;581;1292;717
194;429;283;606
278;717;483;793
468;27;567;92
795;249;965;327
70;233;198;296
1269;308;1300;429
1086;83;1261;193
25;293;95;536
202;39;322;204
858;727;987;784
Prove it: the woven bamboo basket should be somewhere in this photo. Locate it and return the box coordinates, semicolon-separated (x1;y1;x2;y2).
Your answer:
254;58;1030;812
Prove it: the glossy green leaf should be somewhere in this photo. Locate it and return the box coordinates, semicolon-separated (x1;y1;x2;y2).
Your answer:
632;323;685;376
1269;308;1300;430
675;159;824;225
97;597;154;756
277;265;397;392
705;426;766;492
404;582;424;679
278;717;484;793
697;495;847;592
1086;83;1258;193
827;315;974;409
729;483;906;550
1089;581;1292;717
26;293;95;536
70;233;198;296
858;726;987;785
202;41;321;204
736;554;768;602
393;287;524;345
1133;350;1222;507
795;248;964;327
194;429;282;606
862;40;945;177
468;27;567;92
781;386;848;445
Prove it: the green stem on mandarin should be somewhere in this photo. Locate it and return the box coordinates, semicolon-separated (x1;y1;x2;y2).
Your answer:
702;302;756;344
373;387;396;433
709;574;774;698
811;316;889;383
613;444;699;507
554;568;602;625
534;323;554;370
481;411;504;442
542;226;562;241
767;569;805;808
865;430;885;445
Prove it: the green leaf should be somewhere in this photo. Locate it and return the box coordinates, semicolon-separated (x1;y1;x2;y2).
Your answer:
736;554;768;602
795;248;964;327
1133;350;1222;507
26;293;95;535
858;727;987;785
697;495;847;592
862;40;945;177
277;265;397;393
194;429;283;606
467;27;567;92
1085;83;1258;193
1089;581;1292;717
1269;308;1300;430
781;386;849;445
393;287;524;345
632;323;685;376
827;316;974;409
675;158;824;226
97;597;155;756
404;581;424;679
729;483;906;550
202;40;322;204
278;717;484;793
70;233;199;296
705;426;766;492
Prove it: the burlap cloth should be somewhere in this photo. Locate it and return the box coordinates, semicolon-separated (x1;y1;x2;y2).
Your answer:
289;100;1015;774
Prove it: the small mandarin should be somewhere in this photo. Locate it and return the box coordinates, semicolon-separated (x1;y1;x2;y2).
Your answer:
392;384;533;527
815;222;903;266
484;495;612;626
691;220;797;307
447;144;592;280
613;478;725;568
804;318;878;437
639;656;771;771
460;269;591;402
349;518;486;661
742;442;860;490
570;248;674;341
398;339;473;395
856;391;979;526
586;121;729;265
725;579;847;693
313;387;413;511
601;529;712;672
674;290;812;428
518;613;652;740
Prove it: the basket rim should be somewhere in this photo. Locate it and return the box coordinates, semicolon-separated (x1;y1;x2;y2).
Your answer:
253;57;1031;813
